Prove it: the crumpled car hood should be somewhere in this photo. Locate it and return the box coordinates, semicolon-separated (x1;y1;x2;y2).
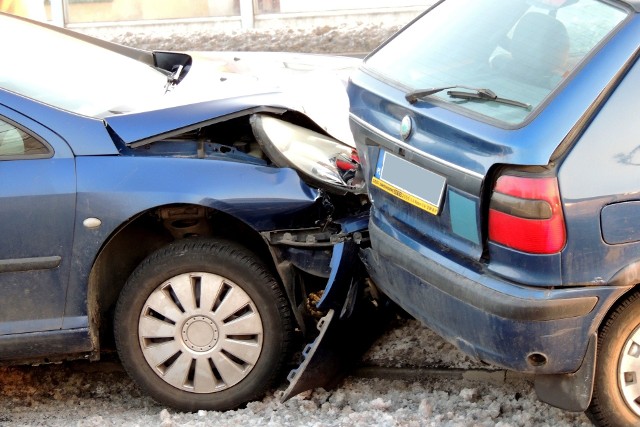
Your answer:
103;51;360;147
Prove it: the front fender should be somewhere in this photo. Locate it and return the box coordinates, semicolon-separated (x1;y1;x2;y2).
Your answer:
75;155;319;234
69;155;320;324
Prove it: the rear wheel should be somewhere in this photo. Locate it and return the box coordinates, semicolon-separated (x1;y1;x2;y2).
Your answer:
588;292;640;427
113;238;293;412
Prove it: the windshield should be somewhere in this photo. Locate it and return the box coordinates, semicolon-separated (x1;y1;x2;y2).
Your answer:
364;0;627;125
0;16;167;117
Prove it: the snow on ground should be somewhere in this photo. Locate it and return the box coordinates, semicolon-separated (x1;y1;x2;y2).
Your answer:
0;24;595;426
0;319;592;427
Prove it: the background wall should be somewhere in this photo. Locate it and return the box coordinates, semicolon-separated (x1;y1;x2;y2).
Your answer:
2;0;430;27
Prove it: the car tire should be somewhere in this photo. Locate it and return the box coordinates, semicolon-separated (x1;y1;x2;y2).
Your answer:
113;238;293;412
588;292;640;427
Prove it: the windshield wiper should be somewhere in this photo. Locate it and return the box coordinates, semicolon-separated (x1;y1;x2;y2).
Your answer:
406;85;532;110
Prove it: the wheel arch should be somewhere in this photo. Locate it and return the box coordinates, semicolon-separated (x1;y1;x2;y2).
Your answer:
587;285;640;425
86;202;278;355
594;260;640;337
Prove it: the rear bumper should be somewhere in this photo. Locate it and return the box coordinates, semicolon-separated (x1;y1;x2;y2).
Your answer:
363;214;628;373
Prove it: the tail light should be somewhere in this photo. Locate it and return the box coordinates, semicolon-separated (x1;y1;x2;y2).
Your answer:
488;174;566;254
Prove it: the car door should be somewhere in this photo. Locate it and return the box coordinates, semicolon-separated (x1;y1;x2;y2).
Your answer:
0;107;76;335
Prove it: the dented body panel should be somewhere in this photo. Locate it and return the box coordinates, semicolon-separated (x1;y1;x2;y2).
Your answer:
0;13;367;369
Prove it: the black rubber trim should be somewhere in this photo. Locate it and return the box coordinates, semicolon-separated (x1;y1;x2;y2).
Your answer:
369;220;598;321
0;256;61;273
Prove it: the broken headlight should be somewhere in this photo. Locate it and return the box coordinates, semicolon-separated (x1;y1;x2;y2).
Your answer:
250;113;364;195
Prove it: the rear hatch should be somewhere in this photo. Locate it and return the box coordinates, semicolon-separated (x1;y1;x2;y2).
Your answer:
349;0;630;272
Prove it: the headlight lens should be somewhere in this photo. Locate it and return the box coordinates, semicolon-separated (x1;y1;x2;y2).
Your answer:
250;114;364;194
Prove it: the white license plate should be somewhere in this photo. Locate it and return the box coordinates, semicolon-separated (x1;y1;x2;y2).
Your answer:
372;150;446;215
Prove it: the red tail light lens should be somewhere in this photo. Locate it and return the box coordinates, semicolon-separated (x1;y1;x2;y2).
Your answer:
489;174;566;254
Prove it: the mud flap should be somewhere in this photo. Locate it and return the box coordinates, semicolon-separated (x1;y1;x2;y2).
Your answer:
281;279;389;402
534;333;597;412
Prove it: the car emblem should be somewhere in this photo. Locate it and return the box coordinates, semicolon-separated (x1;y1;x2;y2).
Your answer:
400;115;413;140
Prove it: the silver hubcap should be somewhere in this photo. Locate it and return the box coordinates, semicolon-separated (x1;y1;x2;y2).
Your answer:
138;272;263;393
619;324;640;416
182;316;219;352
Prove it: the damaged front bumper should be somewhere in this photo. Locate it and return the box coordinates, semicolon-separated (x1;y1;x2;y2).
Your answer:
262;212;392;402
261;212;370;334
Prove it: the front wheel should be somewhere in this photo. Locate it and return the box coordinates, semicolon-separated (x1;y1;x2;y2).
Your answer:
113;238;293;412
588;292;640;427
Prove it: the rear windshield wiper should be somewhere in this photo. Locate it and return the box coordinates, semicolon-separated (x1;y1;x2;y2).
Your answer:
406;85;532;110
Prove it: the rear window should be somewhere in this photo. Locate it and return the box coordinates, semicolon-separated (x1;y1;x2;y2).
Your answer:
364;0;627;125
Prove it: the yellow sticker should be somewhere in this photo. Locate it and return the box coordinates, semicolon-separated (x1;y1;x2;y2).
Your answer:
372;176;439;215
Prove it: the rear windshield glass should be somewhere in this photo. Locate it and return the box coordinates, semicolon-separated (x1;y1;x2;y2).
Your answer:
364;0;627;125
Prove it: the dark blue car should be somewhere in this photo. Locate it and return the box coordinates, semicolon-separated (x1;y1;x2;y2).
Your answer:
348;0;640;425
0;13;368;412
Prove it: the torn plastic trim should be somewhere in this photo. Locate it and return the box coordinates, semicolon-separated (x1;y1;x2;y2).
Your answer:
261;225;353;333
282;309;340;401
261;213;370;333
268;213;381;402
262;227;352;248
315;214;370;311
282;278;393;403
315;241;359;310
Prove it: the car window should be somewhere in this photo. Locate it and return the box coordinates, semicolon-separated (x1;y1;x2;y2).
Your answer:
364;0;627;125
0;118;50;159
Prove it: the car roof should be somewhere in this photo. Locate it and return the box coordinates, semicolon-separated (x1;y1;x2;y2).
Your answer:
623;0;640;12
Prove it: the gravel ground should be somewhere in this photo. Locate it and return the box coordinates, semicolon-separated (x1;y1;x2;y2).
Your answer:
0;319;593;427
0;23;595;427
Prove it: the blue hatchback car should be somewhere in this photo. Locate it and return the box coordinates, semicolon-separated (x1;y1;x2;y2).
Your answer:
348;0;640;425
0;13;367;412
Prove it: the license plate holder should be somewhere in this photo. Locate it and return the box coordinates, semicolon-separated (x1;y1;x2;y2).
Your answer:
372;150;445;216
